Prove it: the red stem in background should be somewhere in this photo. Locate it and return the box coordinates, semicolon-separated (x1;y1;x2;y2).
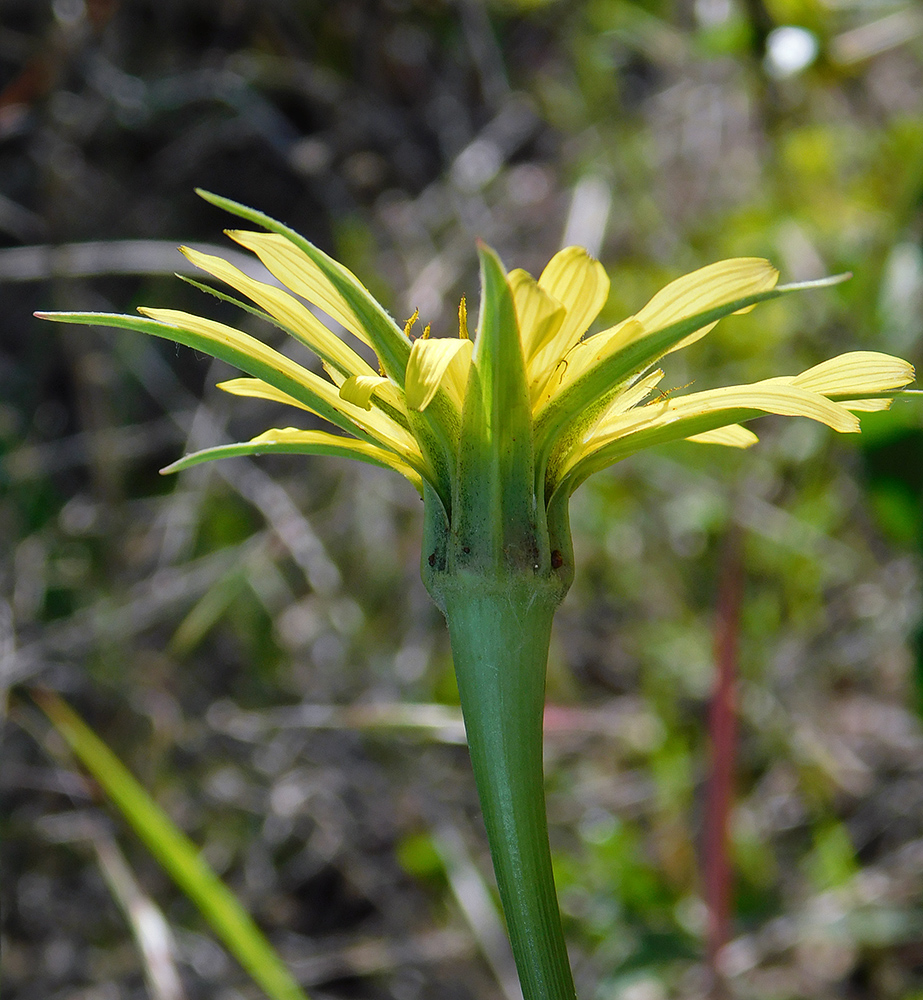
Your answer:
705;526;743;994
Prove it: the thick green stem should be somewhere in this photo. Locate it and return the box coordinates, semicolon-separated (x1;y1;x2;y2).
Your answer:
440;573;576;1000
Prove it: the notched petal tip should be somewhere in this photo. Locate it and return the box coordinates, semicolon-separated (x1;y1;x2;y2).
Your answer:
339;374;392;410
787;351;915;397
776;271;852;292
136;305;166;322
686;425;760;448
249;427;305;445
405;337;473;412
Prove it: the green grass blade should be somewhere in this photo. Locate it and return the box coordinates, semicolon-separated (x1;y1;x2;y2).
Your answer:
34;690;311;1000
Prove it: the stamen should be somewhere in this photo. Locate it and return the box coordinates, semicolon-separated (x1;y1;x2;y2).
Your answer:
458;296;469;340
421;323;431;340
403;308;420;339
650;380;695;403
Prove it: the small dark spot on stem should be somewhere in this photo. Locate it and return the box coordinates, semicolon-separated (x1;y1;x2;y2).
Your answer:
428;552;436;567
462;546;471;555
551;550;564;569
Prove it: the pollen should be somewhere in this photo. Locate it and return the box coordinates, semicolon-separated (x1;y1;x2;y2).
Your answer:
458;296;469;340
403;308;420;339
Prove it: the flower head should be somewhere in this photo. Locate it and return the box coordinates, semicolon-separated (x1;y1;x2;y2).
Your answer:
39;191;914;586
36;191;917;1000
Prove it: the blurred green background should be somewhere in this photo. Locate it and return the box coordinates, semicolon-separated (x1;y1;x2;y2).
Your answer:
2;1;923;998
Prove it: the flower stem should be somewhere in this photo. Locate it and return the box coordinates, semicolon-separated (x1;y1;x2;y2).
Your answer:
440;573;576;1000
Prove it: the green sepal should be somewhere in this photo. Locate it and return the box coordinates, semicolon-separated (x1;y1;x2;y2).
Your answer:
405;405;456;518
177;273;279;326
453;245;537;572
420;480;451;610
160;434;423;492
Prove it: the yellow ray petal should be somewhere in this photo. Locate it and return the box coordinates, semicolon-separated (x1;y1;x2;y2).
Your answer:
552;318;645;394
217;377;315;412
537;247;609;347
217;373;420;464
840;398;893;412
567;380;860;475
508;268;565;363
162;426;423;492
405;337;473;413
325;362;406;412
249;428;422;487
686;425;759;447
530;248;609;378
788;351;915;396
512;249;608;410
227;230;374;348
339;374;395;410
180;246;375;378
602;369;665;416
636;257;779;331
585;258;779;361
139;308;422;465
139;306;335;398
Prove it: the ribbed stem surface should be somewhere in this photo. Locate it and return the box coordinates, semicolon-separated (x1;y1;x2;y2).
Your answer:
442;575;575;1000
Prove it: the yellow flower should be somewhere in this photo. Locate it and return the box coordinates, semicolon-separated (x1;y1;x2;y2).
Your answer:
38;191;914;537
35;190;918;1000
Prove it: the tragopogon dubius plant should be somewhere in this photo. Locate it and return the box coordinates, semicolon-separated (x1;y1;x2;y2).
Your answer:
39;190;917;1000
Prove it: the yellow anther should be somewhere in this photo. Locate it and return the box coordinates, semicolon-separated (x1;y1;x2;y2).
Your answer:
458;296;469;340
650;380;695;403
421;323;431;340
403;308;420;339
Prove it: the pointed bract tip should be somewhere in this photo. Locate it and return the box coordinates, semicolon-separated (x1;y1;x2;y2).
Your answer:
777;271;852;293
475;241;505;272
